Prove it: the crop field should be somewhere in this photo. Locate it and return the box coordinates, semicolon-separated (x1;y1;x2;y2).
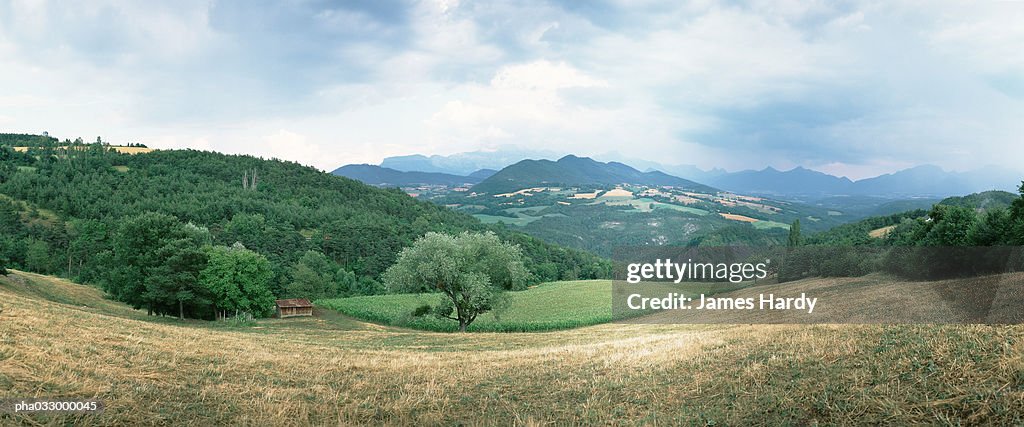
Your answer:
593;196;710;215
319;280;752;332
319;280;614;332
752;219;791;230
2;271;1023;425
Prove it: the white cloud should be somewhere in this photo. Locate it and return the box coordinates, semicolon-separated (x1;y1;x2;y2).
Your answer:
0;0;1021;176
490;60;608;90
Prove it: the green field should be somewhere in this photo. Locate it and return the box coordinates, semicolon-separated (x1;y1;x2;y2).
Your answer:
593;196;709;215
474;212;567;226
319;280;614;332
752;220;791;230
318;279;746;332
473;213;540;226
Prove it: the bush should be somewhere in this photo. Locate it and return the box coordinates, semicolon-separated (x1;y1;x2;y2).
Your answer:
411;304;432;317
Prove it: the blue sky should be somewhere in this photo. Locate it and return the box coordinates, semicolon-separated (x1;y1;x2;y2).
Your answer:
0;0;1021;178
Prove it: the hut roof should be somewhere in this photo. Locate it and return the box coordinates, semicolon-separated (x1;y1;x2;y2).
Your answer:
275;298;313;309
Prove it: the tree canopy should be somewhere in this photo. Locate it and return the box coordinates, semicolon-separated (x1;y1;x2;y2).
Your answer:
384;232;530;332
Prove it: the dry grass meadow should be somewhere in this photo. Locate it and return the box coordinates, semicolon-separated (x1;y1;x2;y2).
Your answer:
1;270;1023;425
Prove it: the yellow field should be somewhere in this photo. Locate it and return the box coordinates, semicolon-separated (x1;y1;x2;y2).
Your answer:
1;270;1022;425
13;146;154;154
870;225;897;238
719;213;759;222
602;188;633;197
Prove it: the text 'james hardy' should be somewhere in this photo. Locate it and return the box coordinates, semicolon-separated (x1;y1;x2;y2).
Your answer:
626;293;818;314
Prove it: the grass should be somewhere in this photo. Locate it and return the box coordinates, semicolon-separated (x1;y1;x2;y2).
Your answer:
752;220;791;230
2;271;1023;425
593;196;709;215
320;280;751;332
473;213;541;226
474;212;567;226
319;280;615;332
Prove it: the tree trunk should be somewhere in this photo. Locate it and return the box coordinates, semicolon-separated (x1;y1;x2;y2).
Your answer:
179;300;184;320
459;318;467;332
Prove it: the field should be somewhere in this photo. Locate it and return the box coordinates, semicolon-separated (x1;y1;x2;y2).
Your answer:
320;280;614;332
2;271;1023;425
318;280;745;332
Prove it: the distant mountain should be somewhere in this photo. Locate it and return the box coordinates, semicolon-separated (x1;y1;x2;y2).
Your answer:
380;147;563;176
472;155;717;194
467;168;498;180
851;165;1020;198
708;164;1021;200
331;164;481;187
709;166;853;197
590;152;727;183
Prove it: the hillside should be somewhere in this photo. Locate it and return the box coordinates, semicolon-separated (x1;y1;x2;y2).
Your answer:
808;189;1022;245
2;271;1022;425
0;143;609;294
331;164;483;187
472;155;717;194
938;190;1018;211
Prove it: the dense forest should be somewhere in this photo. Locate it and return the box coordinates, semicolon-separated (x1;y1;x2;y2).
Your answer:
0;135;610;318
783;187;1024;281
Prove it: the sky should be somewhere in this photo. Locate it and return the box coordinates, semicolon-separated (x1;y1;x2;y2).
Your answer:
0;0;1022;179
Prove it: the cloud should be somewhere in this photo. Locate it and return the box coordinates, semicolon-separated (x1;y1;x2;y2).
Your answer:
0;0;1020;176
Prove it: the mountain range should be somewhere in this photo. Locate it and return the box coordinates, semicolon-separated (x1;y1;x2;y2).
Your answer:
380;147;562;176
331;164;495;187
704;164;1021;199
470;155;717;194
339;149;1022;200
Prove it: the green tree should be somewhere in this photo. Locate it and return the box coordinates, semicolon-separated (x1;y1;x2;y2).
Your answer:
383;232;529;332
201;243;276;319
24;239;54;274
283;250;343;300
102;212;184;314
787;219;802;248
922;205;977;246
146;238;210;319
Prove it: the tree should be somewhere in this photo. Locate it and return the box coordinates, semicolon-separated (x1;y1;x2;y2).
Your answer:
283;250;343;300
787;219;802;248
383;232;530;332
201;243;276;319
24;239;54;274
102;212;184;314
922;205;977;247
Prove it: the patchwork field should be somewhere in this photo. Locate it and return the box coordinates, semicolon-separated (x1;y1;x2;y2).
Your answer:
2;271;1023;425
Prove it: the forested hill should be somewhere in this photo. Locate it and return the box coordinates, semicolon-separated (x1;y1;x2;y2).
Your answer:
472;155;717;194
806;188;1024;246
0;143;609;294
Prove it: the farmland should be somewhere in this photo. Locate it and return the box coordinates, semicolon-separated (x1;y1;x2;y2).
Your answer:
319;280;746;332
2;270;1023;425
421;183;844;256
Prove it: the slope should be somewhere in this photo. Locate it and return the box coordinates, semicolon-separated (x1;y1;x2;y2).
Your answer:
331;164;482;186
472;155;716;194
0;144;609;287
2;271;1022;425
